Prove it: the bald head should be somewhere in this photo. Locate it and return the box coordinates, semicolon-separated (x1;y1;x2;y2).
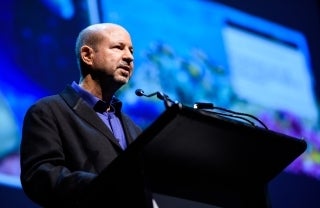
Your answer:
75;23;131;70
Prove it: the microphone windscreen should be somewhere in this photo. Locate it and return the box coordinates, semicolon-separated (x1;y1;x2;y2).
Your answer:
135;89;145;96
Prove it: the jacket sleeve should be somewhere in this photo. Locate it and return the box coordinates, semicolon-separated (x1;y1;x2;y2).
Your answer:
20;100;97;207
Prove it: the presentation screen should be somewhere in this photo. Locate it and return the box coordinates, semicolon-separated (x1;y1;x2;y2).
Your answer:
100;0;317;180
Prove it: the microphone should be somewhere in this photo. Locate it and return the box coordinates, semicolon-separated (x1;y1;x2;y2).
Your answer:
135;89;145;97
135;89;166;100
135;88;179;108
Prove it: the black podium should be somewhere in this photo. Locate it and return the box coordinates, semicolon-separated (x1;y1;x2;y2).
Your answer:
93;103;307;208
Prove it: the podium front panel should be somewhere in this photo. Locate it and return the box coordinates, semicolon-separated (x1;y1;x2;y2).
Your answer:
137;104;307;206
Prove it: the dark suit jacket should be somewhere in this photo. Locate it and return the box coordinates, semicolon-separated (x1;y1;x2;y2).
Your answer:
20;85;147;207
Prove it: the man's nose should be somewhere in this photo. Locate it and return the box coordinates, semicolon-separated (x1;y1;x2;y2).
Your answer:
123;49;134;62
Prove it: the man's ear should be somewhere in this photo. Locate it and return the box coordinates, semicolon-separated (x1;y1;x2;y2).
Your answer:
81;45;94;65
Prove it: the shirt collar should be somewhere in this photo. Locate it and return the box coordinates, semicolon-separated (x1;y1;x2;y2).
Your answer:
71;81;122;113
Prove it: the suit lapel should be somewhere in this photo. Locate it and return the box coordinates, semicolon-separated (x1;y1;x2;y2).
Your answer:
60;85;123;149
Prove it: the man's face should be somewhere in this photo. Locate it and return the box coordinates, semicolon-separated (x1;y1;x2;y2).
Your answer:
92;27;134;85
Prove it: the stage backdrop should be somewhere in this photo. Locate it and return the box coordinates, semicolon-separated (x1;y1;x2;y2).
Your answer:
0;0;320;207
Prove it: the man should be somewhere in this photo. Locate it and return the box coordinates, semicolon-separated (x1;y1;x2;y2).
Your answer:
20;23;155;207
